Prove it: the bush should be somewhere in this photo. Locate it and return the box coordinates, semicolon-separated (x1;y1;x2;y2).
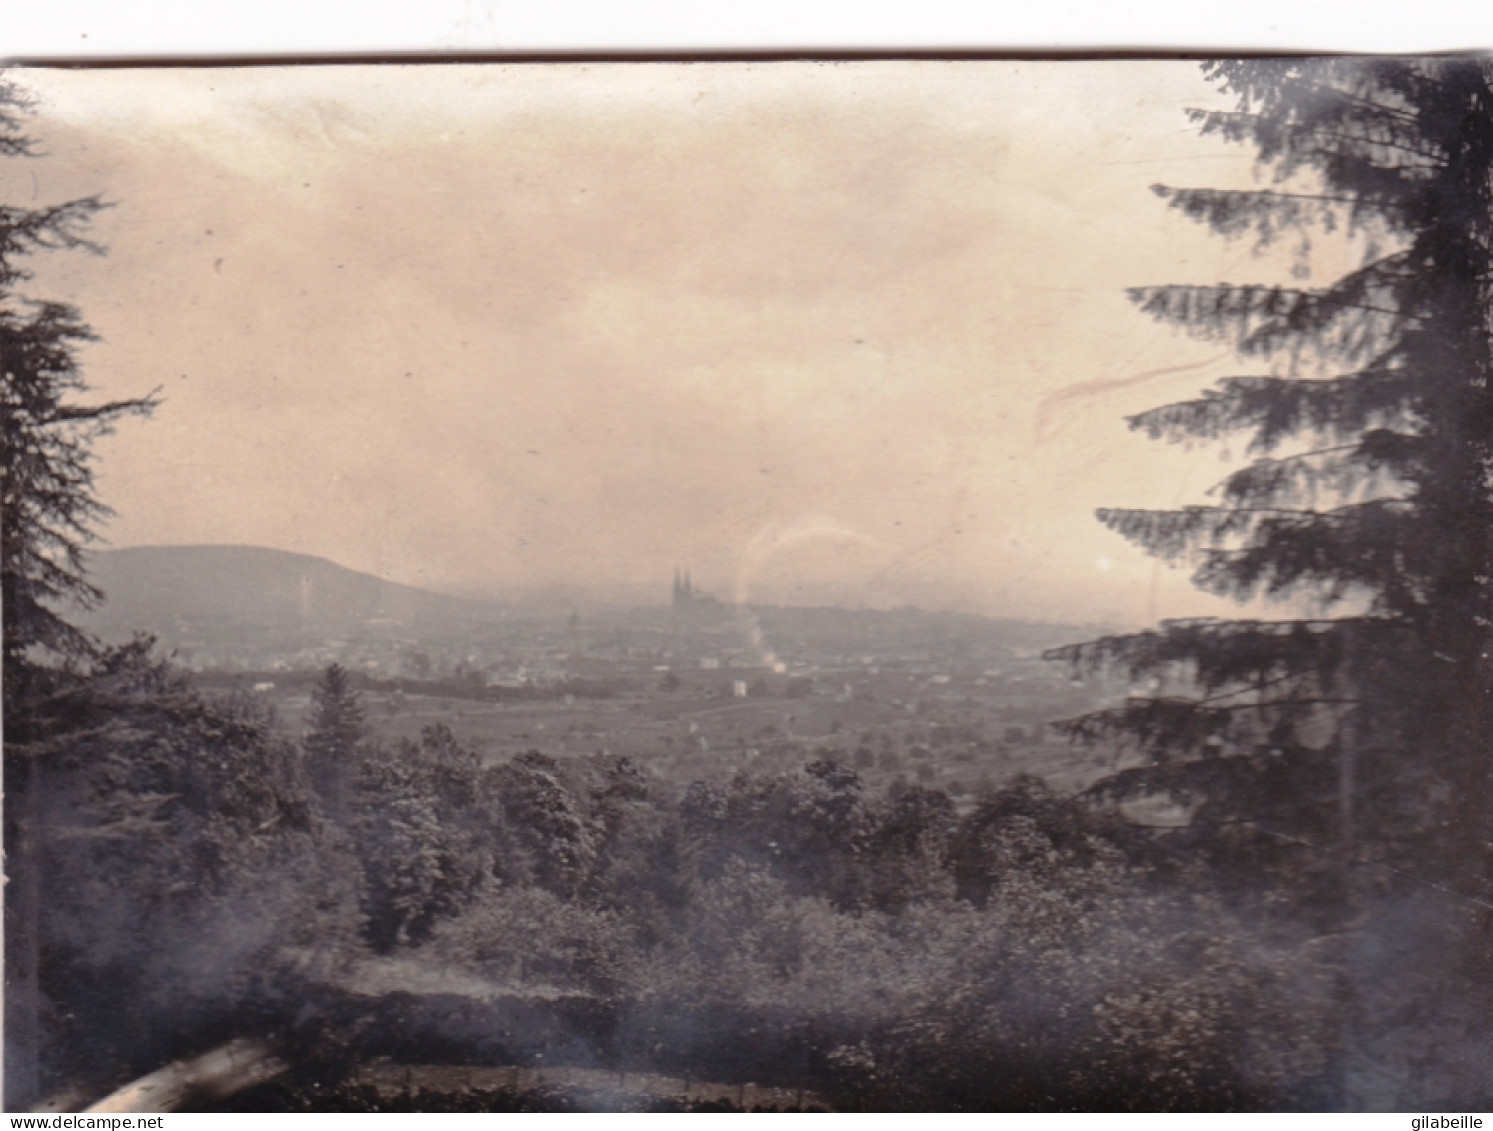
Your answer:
430;882;639;997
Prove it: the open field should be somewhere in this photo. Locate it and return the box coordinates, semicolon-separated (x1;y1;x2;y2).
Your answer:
228;667;1107;800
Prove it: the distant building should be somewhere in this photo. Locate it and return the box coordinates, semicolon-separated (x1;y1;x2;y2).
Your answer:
732;680;748;698
671;567;696;608
671;567;723;613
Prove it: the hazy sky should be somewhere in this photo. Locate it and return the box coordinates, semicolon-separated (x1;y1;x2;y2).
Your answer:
8;61;1352;624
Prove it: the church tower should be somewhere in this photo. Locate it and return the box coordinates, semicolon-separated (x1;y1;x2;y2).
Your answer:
672;567;695;609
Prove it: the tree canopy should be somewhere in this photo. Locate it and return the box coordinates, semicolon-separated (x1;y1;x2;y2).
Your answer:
1;73;156;709
1052;59;1493;942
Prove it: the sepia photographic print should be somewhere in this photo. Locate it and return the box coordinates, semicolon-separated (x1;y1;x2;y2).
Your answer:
4;55;1493;1113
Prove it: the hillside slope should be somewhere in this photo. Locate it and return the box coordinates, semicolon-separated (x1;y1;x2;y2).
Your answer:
84;544;500;645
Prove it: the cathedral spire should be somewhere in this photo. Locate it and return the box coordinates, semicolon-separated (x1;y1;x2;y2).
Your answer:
673;567;697;609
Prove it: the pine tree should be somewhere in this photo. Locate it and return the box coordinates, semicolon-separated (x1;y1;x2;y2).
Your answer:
2;72;157;1105
1051;61;1493;927
1;74;156;714
304;662;367;815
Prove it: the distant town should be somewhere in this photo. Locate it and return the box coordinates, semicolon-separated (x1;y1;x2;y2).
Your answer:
87;544;1119;797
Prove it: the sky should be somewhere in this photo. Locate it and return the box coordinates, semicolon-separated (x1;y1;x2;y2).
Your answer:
6;61;1356;624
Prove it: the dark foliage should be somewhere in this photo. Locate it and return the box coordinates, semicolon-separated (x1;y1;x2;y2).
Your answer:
14;644;362;1098
1046;58;1493;1109
3;73;157;1106
1049;61;1493;915
1;76;157;712
350;724;490;951
302;663;367;817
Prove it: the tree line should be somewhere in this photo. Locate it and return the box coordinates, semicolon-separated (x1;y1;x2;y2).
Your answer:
23;654;1352;1110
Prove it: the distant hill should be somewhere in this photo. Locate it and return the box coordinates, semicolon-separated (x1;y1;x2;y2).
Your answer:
83;544;502;646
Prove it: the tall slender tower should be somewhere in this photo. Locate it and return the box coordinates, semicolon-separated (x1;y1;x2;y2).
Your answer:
672;567;696;610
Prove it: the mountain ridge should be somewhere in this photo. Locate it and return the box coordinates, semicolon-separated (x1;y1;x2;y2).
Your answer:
80;544;1107;655
84;544;504;645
